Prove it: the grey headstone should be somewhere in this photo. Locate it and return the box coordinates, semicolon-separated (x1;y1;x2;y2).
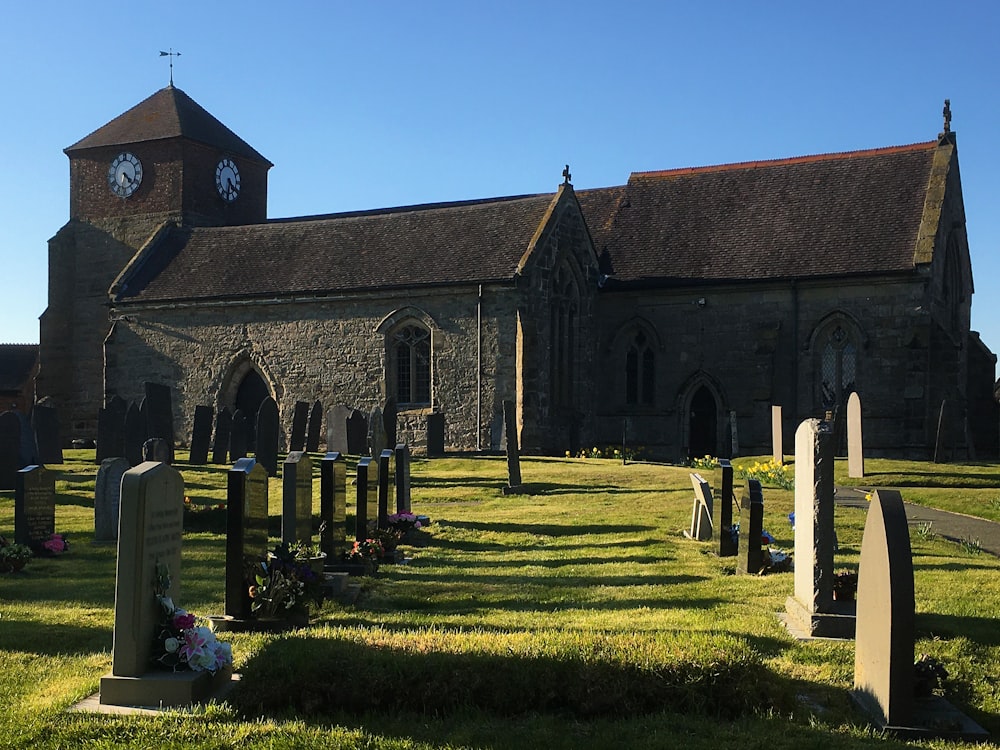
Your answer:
32;404;63;465
684;472;713;541
320;452;347;560
771;404;783;465
503;400;521;488
426;412;445;457
713;459;737;557
14;465;55;553
94;457;130;543
226;458;269;619
355;457;373;542
255;398;280;477
281;451;313;545
377;449;394;529
346;409;367;455
96;395;127;463
189;405;214;465
368;406;388;459
326;404;352;455
0;410;22;490
229;409;249;461
289;401;309;452
212;407;232;465
847;392;864;478
306;400;323;453
736;478;764;575
394;443;411;513
124;401;145;467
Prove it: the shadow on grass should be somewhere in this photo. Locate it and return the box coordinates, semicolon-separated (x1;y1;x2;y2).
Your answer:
390;568;710;591
440;520;657;536
1;617;111;655
916;612;1000;647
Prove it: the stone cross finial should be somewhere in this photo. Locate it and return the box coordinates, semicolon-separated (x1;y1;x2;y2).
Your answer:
942;99;951;134
562;164;572;185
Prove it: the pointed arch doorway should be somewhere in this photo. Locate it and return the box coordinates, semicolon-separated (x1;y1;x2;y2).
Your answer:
234;369;269;450
687;384;718;460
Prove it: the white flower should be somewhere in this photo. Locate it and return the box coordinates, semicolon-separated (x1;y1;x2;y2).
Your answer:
164;637;180;653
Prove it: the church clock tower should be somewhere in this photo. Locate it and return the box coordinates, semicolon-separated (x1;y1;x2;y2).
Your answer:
38;86;271;439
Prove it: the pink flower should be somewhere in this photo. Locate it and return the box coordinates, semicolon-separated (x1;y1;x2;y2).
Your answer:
178;627;208;664
172;610;196;629
42;534;66;553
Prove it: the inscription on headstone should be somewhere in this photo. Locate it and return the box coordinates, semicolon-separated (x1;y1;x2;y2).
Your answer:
225;458;269;620
281;451;313;545
14;465;55;553
320;452;347;560
255;397;280;476
94;457;130;543
289;401;309;452
189;405;214;465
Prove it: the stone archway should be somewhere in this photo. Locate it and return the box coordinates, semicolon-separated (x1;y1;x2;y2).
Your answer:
235;369;269;450
688;384;718;460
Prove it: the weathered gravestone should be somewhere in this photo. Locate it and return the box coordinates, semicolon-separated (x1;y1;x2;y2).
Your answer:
684;473;713;541
94;457;130;543
144;383;175;463
255;397;280;477
377;449;395;529
713;459;737;556
306;400;323;453
736;478;764;575
124;401;145;467
96;395;127;463
143;438;171;464
224;458;269;622
281;451;313;545
0;410;22;490
355;457;373;542
394;443;411;514
426;412;445;457
502;400;522;492
189;405;214;465
229;409;249;461
100;462;228;707
212;407;232;465
14;465;55;553
784;418;855;638
346;409;367;455
289;401;309;452
847;392;864;479
368;406;388;459
326;404;352;455
382;397;397;449
771;404;783;465
320;452;347;560
32;403;63;465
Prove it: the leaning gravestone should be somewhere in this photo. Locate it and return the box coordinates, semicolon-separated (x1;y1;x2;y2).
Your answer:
14;465;55;553
212;407;233;465
377;449;395;529
96;395;127;463
368;406;388;459
394;443;411;513
189;405;214;465
281;451;313;545
32;403;63;465
502;400;522;492
306;400;323;453
0;410;22;490
684;473;713;541
713;459;737;556
426;412;445;457
289;401;309;452
124;401;145;467
326;404;352;455
229;409;249;461
100;462;227;707
320;452;347;560
771;405;783;465
224;458;269;621
94;457;130;543
847;392;864;479
255;398;280;477
355;457;374;542
736;479;764;574
784;418;854;638
346;409;367;455
144;383;175;463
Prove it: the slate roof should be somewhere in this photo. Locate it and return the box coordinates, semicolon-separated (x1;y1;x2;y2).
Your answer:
0;344;38;393
116;194;557;302
595;141;941;285
65;86;271;165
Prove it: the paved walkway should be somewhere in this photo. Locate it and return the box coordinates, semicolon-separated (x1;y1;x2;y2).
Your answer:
835;486;1000;557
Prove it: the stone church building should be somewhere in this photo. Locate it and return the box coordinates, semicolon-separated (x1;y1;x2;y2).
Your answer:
37;86;998;460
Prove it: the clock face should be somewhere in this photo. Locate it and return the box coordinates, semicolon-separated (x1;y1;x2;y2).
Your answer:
108;152;143;198
215;158;241;202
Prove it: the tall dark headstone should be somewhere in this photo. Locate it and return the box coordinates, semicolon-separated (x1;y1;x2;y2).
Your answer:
382;397;397;449
503;400;522;489
0;410;22;490
14;465;55;553
320;452;347;560
346;409;367;455
212;407;233;465
96;395;127;463
144;382;175;463
394;443;411;513
355;457;373;542
281;451;313;545
226;458;269;620
289;401;309;452
714;459;737;557
189;405;214;465
326;404;352;454
736;478;764;575
94;457;130;543
255;398;280;477
368;406;387;459
377;449;394;529
230;409;249;461
306;400;323;453
426;412;445;457
15;412;38;469
32;404;63;465
124;401;145;467
684;473;713;541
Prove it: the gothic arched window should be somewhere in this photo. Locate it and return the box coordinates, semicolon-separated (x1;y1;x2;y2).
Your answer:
625;329;655;406
392;323;431;406
818;324;857;410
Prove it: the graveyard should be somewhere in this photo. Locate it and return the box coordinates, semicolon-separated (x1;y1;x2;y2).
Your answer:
1;449;1000;749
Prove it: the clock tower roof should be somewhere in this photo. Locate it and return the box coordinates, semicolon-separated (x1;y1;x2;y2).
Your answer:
65;85;272;167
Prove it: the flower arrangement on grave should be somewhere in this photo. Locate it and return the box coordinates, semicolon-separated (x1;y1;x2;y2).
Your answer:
0;536;32;573
152;563;232;674
832;570;858;601
342;537;385;573
42;533;69;555
249;542;326;619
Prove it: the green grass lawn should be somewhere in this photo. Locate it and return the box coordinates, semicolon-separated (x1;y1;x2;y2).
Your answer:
1;451;999;749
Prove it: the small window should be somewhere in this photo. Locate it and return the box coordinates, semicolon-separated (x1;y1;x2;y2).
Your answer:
392;324;430;406
625;330;655;406
819;324;857;409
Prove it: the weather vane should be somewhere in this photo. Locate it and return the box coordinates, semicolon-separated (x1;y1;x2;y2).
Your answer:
159;48;181;86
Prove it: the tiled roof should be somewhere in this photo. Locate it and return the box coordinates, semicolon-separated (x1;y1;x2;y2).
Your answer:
65;86;271;165
598;141;940;285
0;344;38;393
116;194;556;302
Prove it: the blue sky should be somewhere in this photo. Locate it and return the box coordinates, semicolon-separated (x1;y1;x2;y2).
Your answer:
2;2;998;366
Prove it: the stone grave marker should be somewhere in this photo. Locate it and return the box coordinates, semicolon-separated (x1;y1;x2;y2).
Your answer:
355;456;373;541
320;452;347;560
255;398;280;476
212;407;232;464
14;465;55;553
383;397;397;448
426;412;445;457
377;448;394;529
189;405;214;465
230;409;249;461
848;392;864;478
684;473;713;541
144;382;175;463
124;401;146;467
289;401;309;452
502;400;522;491
368;405;388;459
784;418;854;638
326;404;352;454
933;399;950;463
0;410;22;490
771;404;783;465
225;458;269;621
94;457;130;543
713;459;737;556
306;400;323;453
736;478;764;574
32;403;63;465
15;411;38;469
346;409;367;455
281;451;313;545
143;438;171;463
728;410;739;458
394;443;411;513
96;395;127;463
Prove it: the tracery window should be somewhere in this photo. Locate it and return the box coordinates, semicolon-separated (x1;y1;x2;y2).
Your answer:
819;324;857;410
625;329;655;406
392;324;431;406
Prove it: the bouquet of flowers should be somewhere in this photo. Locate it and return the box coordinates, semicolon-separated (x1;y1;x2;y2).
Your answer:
42;533;69;555
152;563;231;673
0;536;32;572
249;542;326;618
